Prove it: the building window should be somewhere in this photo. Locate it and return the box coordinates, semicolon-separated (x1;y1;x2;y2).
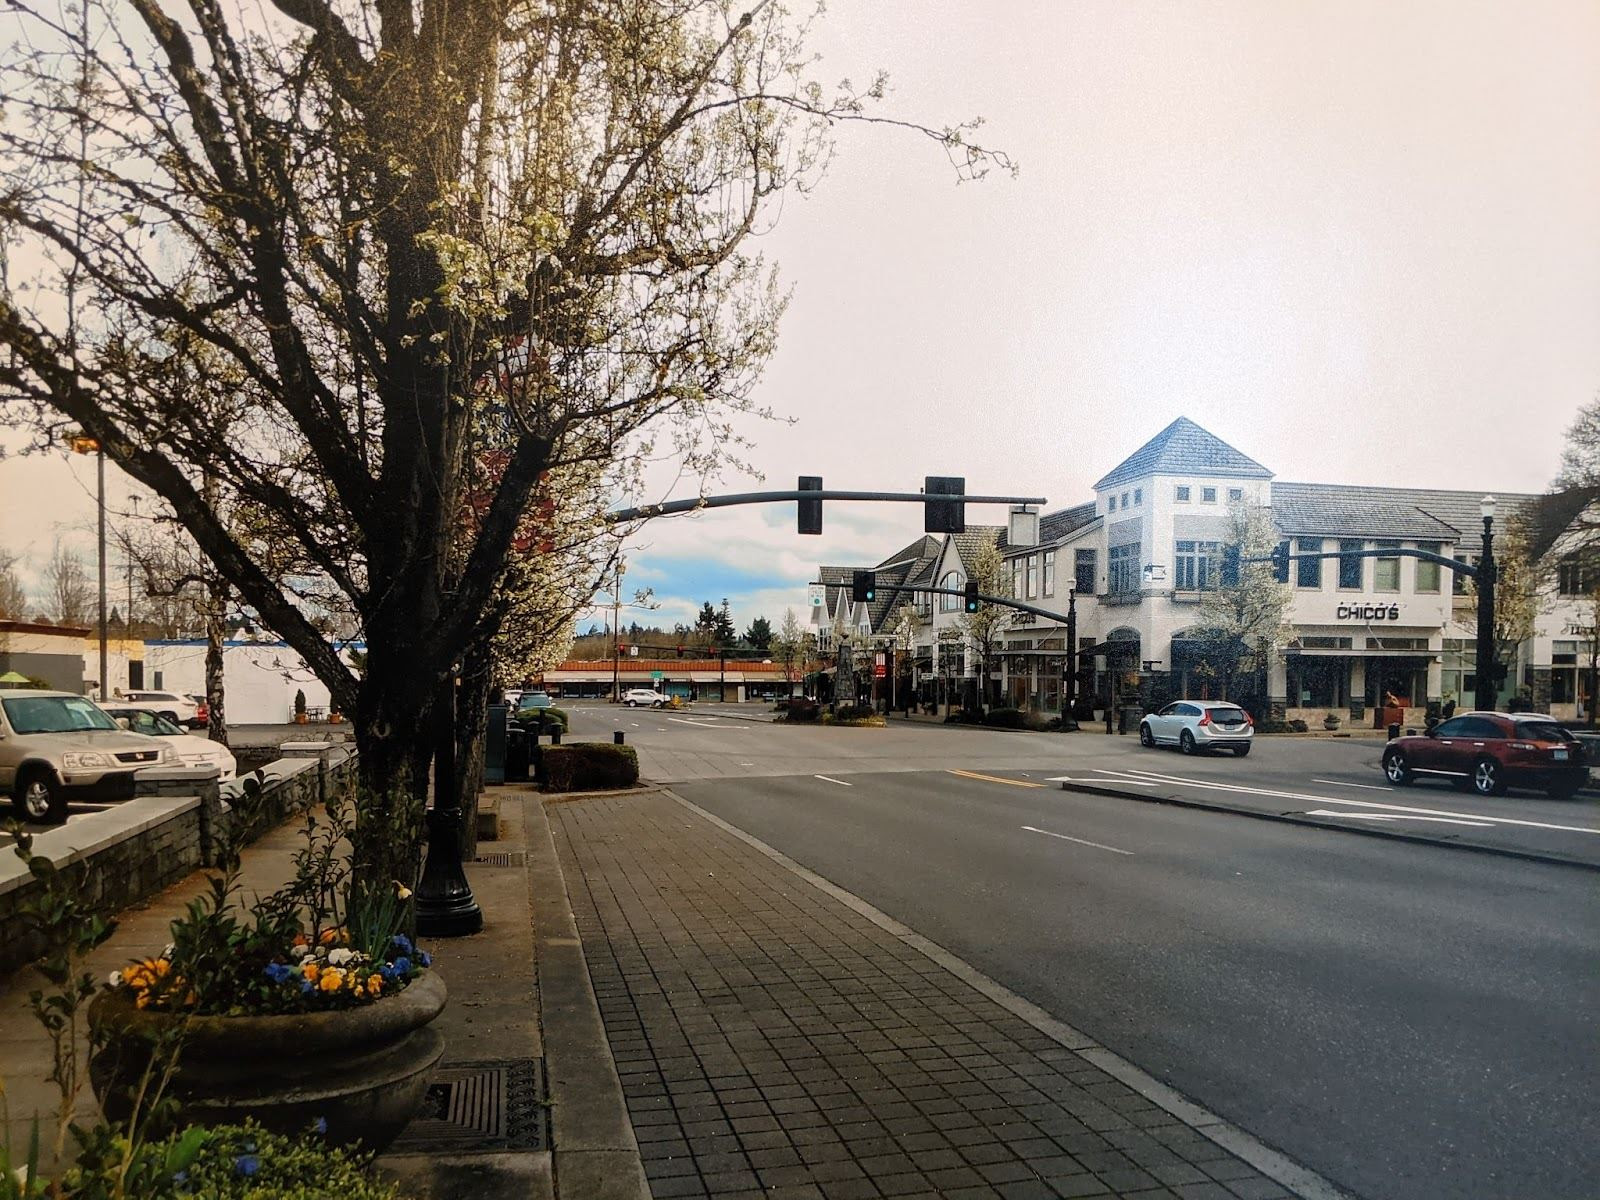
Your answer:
1042;550;1056;597
1109;543;1141;594
1228;488;1243;502
1416;542;1442;593
1133;488;1143;506
1338;539;1363;589
1107;497;1116;513
1559;556;1586;595
939;571;964;612
1201;487;1217;503
916;590;932;617
1296;537;1322;588
1453;554;1477;595
1120;491;1130;509
1075;548;1097;594
1174;540;1219;591
1374;540;1400;592
1026;555;1038;599
1175;486;1191;502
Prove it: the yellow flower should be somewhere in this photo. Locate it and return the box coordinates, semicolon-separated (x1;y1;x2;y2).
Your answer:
366;975;383;996
319;969;344;992
135;993;151;1009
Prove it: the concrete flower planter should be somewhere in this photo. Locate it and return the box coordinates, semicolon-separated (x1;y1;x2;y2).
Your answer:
88;970;446;1151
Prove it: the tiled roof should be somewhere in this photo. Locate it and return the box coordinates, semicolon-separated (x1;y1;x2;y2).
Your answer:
816;557;927;636
1271;482;1538;550
949;526;1005;575
877;535;942;569
1094;418;1272;491
1039;502;1100;546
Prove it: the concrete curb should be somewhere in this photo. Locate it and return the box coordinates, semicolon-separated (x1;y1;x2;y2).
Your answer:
663;788;1359;1200
525;795;651;1200
1055;780;1600;874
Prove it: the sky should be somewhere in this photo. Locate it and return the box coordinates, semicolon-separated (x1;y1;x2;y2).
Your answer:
4;0;1599;643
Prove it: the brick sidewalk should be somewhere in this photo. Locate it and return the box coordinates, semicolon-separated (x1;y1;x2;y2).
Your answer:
550;794;1299;1200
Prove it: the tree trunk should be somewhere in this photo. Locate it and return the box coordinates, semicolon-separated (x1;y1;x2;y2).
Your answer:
353;628;440;890
204;577;228;749
453;640;494;859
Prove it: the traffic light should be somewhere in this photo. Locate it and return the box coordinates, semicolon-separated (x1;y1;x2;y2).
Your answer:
964;578;981;613
852;570;876;603
1271;540;1290;583
924;475;966;534
798;475;823;535
1221;544;1240;587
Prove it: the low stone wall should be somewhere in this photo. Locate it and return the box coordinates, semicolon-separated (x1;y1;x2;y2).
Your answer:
0;744;355;977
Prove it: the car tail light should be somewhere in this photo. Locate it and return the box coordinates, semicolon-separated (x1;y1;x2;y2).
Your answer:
1244;711;1254;727
1197;710;1211;727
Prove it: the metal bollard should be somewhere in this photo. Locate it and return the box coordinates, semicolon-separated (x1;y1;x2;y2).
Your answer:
551;725;562;745
1387;722;1401;740
614;730;625;745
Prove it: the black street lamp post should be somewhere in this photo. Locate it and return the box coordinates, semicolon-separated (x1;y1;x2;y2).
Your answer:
1473;496;1498;714
1061;588;1078;730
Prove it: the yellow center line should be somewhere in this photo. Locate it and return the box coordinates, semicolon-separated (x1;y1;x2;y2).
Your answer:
946;768;1043;789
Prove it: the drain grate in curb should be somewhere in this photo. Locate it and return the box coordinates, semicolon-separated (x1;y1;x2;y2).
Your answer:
473;851;527;867
388;1058;546;1154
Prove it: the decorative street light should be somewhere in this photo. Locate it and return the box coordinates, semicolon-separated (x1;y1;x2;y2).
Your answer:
1061;587;1078;730
1473;495;1498;713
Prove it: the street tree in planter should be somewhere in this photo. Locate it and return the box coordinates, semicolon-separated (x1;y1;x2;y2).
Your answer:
0;1;1007;884
957;533;1013;716
1191;501;1293;707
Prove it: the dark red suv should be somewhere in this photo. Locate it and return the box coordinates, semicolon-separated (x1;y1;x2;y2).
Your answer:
1381;712;1587;798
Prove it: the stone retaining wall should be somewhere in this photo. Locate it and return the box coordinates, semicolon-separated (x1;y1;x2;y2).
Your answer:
0;745;355;976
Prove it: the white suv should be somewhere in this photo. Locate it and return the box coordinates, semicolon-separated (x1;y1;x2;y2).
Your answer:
0;691;171;823
622;689;665;708
122;690;202;728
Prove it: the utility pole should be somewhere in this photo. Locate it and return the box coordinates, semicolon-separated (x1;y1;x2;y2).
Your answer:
611;562;624;702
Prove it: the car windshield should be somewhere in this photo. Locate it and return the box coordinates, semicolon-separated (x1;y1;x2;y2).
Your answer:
1515;721;1571;742
120;709;186;737
518;694;552;708
3;695;119;734
1207;707;1248;722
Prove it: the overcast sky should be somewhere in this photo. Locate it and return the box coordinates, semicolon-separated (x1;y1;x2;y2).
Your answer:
4;0;1598;644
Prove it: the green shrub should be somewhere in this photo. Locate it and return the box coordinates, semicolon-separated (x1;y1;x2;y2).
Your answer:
980;707;1026;729
514;705;569;731
1290;718;1310;733
784;698;820;722
825;703;883;726
541;743;639;792
1022;710;1057;732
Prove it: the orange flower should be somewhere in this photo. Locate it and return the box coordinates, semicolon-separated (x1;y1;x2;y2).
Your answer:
301;962;320;982
292;933;309;947
319;928;339;946
366;975;383;996
319;969;344;992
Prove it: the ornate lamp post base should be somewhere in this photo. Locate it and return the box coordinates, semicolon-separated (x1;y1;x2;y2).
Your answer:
416;804;483;937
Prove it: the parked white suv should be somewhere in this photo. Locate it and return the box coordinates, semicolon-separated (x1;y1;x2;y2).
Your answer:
122;690;202;728
0;691;171;823
622;689;665;708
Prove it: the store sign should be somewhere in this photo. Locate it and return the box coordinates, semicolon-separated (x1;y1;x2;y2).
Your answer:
1336;602;1401;621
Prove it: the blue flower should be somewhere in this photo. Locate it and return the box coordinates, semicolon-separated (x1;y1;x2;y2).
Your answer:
391;933;414;956
300;979;315;994
263;962;293;984
379;964;397;982
393;956;412;975
234;1155;260;1177
418;950;432;968
312;1116;328;1136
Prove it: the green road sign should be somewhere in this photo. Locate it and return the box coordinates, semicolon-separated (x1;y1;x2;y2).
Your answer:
650;670;664;680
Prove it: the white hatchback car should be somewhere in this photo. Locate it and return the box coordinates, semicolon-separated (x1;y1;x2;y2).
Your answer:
98;703;238;780
1139;701;1254;757
622;689;665;708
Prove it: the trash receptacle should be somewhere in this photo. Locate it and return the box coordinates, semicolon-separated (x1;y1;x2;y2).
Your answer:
484;704;508;784
1387;722;1401;740
505;725;530;782
1118;704;1142;735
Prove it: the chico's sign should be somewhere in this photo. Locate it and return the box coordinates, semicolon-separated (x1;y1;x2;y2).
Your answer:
1336;602;1401;621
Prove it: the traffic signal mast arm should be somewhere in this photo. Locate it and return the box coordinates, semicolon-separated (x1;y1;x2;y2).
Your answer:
607;487;1047;525
812;583;1066;625
1239;545;1485;578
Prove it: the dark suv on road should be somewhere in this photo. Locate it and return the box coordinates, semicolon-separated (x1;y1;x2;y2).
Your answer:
1381;712;1586;798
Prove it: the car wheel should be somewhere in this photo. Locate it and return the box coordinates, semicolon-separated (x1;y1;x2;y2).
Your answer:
14;767;67;824
1547;777;1584;800
652;700;663;709
1179;730;1196;756
625;700;636;707
1232;744;1251;757
1138;723;1155;748
1471;757;1507;797
1382;749;1414;786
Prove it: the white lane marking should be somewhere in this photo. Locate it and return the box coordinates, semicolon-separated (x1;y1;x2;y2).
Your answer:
1312;778;1393;792
739;762;754;767
666;717;742;729
1047;775;1159;786
1099;767;1600;836
814;774;853;787
1304;809;1495;828
1022;825;1134;856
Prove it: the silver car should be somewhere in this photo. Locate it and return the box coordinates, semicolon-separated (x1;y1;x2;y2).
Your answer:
1139;701;1255;757
0;691;171;823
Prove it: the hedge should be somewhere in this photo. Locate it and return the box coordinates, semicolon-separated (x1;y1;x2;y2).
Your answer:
541;742;639;791
785;698;821;722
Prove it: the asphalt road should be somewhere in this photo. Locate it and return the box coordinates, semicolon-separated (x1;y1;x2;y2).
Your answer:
561;704;1600;1200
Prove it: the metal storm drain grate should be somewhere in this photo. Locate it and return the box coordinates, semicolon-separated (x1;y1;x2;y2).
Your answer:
473;850;527;867
388;1058;546;1154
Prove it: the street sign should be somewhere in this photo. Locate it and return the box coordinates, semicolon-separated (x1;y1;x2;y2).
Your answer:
808;583;825;608
650;670;664;680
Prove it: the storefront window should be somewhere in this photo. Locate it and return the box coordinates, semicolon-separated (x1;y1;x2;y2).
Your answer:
1296;537;1322;588
1075;548;1097;594
1416;542;1441;593
1374;541;1400;591
1338;539;1364;589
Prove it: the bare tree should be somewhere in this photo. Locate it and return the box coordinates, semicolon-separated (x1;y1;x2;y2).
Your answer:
0;548;28;619
0;0;1007;878
957;533;1012;714
44;541;93;627
1191;502;1293;703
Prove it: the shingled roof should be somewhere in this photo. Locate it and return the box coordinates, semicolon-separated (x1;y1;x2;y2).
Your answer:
1271;482;1538;551
1094;417;1272;491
